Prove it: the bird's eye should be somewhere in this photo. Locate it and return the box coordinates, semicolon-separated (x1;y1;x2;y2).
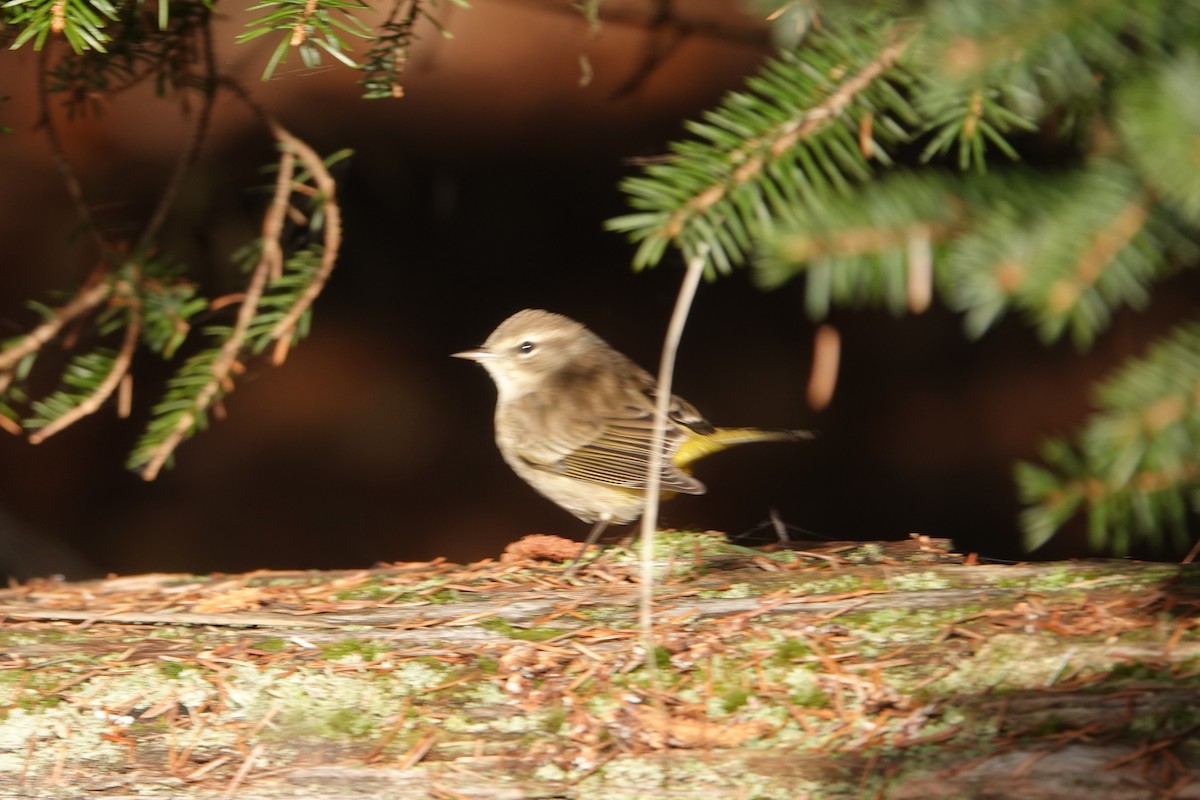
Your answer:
517;341;536;355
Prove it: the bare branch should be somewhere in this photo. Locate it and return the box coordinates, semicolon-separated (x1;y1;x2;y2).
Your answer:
638;244;708;673
137;144;297;481
28;285;141;444
0;281;112;372
136;18;218;253
36;45;109;254
265;130;341;353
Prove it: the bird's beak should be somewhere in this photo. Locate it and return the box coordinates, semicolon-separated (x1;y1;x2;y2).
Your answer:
452;348;494;361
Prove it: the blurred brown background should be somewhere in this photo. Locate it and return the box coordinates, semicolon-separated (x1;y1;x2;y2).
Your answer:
1;0;1195;579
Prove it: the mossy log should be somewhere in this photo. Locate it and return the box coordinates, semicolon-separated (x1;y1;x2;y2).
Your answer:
0;534;1197;799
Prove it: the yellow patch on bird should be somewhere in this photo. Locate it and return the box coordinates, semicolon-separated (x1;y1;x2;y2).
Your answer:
673;428;811;471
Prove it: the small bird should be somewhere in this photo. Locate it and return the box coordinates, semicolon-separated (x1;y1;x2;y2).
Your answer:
454;309;812;557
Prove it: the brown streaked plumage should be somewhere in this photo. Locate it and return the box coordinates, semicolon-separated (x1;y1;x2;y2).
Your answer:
454;309;812;557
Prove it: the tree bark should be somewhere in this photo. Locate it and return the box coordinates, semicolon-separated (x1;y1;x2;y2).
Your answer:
0;535;1196;798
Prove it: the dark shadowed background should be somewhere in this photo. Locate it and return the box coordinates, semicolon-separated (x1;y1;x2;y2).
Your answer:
1;1;1196;579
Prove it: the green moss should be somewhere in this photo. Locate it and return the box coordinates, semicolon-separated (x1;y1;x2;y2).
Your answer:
840;543;886;563
772;637;812;663
836;605;986;650
425;588;461;604
478;618;568;642
333;582;395;601
158;661;186;679
15;681;65;712
603;530;737;577
889;571;954;591
474;655;500;674
653;646;672;669
392;660;452;691
1107;660;1172;682
699;582;754;599
786;678;828;708
0;663;103;713
245;573;327;588
652;530;730;556
721;688;750;713
254;637;289;653
541;708;567;734
459;679;508;708
1127;703;1200;739
1023;566;1093;591
490;713;542;734
533;762;570;782
789;574;864;596
576;604;628;624
1155;703;1200;734
323;706;380;738
224;663;419;745
441;711;488;734
320;639;387;662
1025;715;1072;737
276;703;381;740
126;626;208;642
0;629;84;647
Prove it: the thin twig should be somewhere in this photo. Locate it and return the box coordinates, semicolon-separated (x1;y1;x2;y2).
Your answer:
1182;536;1200;565
218;78;343;362
28;283;141;444
36;45;108;254
638;243;709;673
264;130;341;356
138;142;297;480
221;742;264;799
396;729;438;770
496;0;769;49
135;16;217;254
0;281;112;372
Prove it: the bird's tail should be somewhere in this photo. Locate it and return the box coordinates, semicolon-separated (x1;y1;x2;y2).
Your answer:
673;427;814;470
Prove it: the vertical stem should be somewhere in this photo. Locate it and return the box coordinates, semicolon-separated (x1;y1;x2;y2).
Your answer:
639;244;709;674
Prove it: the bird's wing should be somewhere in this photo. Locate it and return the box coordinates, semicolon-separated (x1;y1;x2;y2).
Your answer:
507;366;708;495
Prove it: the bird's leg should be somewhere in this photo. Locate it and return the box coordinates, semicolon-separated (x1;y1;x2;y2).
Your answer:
562;515;611;576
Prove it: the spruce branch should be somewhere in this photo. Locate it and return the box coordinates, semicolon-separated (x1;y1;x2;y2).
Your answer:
919;0;1160;99
608;1;1200;557
357;0;421;99
1116;52;1200;223
356;0;468;100
130;143;296;481
262;133;341;361
221;77;344;362
943;163;1185;347
753;159;1183;346
754;171;967;318
237;0;372;80
26;278;140;444
606;17;919;274
915;83;1037;172
1;13;227;449
37;0;214;109
127;83;343;479
33;1;215;255
0;281;112;372
1018;319;1200;554
7;59;340;474
138;273;208;358
0;260;206;445
4;0;121;53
